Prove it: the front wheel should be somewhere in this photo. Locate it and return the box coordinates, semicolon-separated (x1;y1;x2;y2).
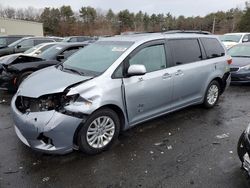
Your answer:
203;80;220;108
77;108;120;155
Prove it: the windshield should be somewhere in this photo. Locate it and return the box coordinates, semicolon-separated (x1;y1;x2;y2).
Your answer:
38;45;64;60
62;41;134;76
0;38;7;47
24;43;56;55
62;37;70;42
228;45;250;57
24;43;44;54
220;35;242;43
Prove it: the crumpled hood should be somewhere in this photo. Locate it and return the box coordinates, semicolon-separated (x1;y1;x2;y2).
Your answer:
0;54;21;65
230;57;250;68
17;66;93;98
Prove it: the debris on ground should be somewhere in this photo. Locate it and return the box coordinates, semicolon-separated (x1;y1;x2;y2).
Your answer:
19;167;23;170
42;177;50;182
150;151;154;154
212;142;221;145
167;145;173;150
229;151;233;154
4;170;19;174
216;133;229;139
154;142;163;146
0;99;6;104
168;132;172;136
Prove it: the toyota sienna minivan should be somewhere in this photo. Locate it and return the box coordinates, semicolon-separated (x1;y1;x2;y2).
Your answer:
11;31;231;155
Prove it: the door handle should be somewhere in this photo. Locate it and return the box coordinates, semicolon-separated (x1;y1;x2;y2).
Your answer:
175;70;183;76
162;73;172;79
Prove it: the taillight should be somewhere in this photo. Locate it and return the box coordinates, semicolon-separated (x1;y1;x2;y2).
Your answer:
227;58;232;65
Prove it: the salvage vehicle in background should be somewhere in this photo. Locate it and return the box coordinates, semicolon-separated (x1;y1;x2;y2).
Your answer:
220;33;250;49
228;43;250;84
0;35;33;48
0;42;86;91
237;124;250;177
11;31;231;155
0;37;56;57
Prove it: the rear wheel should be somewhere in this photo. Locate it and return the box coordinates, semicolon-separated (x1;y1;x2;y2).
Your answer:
203;80;220;108
77;108;120;155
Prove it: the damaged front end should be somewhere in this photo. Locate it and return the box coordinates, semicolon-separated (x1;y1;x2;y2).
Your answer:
12;90;89;154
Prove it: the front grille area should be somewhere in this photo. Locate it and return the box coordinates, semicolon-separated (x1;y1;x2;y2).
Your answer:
230;67;239;72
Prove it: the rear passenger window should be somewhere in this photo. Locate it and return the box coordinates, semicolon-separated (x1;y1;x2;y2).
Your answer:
201;38;225;59
129;44;167;72
169;39;202;65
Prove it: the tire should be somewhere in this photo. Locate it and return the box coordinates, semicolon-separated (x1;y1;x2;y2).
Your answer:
16;71;33;87
237;132;247;163
77;108;120;155
203;80;220;108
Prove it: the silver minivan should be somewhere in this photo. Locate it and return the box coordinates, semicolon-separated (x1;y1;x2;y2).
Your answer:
11;32;231;155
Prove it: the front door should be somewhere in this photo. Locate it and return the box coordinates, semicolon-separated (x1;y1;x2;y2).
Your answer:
123;41;174;125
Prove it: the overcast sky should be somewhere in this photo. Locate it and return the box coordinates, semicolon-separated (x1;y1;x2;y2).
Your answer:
0;0;247;16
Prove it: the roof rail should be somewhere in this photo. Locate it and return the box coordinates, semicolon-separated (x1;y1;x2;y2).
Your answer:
163;30;212;35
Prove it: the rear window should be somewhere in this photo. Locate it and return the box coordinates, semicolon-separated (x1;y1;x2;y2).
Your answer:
201;38;225;59
169;39;202;65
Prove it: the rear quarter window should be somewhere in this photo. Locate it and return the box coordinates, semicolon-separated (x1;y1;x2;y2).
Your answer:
200;38;225;59
168;39;202;65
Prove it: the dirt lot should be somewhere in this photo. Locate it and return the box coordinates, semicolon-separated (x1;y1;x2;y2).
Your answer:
0;86;250;188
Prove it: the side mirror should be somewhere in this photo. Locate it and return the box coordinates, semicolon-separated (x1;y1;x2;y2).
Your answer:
242;38;249;43
57;54;64;61
127;64;146;77
16;45;21;49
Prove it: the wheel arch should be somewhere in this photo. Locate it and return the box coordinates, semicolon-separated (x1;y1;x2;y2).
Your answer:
73;104;126;147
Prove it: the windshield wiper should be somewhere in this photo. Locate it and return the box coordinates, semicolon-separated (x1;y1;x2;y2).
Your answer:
232;55;250;58
63;67;84;76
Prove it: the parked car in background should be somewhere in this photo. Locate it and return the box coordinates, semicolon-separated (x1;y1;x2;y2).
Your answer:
0;37;56;57
46;36;64;42
11;31;231;155
237;124;250;177
62;36;94;42
228;43;250;84
220;33;250;49
0;35;33;48
0;42;87;91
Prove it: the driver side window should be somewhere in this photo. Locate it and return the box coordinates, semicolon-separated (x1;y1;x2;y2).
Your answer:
129;44;167;73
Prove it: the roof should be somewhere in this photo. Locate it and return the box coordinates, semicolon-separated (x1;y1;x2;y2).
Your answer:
225;33;250;35
99;32;218;44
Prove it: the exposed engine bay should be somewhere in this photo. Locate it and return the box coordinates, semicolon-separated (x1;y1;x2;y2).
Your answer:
15;92;79;113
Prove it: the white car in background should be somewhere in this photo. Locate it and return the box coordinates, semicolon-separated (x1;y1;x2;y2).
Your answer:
220;33;250;49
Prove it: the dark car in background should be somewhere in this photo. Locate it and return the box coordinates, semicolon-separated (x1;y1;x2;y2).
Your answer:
0;42;87;91
0;37;56;57
0;35;33;48
228;43;250;84
62;36;95;42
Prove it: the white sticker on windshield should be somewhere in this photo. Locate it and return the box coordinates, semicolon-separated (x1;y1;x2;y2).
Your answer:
112;47;127;52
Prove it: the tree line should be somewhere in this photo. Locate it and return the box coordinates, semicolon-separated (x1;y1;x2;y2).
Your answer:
0;3;250;36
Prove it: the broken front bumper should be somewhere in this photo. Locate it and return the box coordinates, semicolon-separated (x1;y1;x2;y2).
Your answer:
11;94;84;155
